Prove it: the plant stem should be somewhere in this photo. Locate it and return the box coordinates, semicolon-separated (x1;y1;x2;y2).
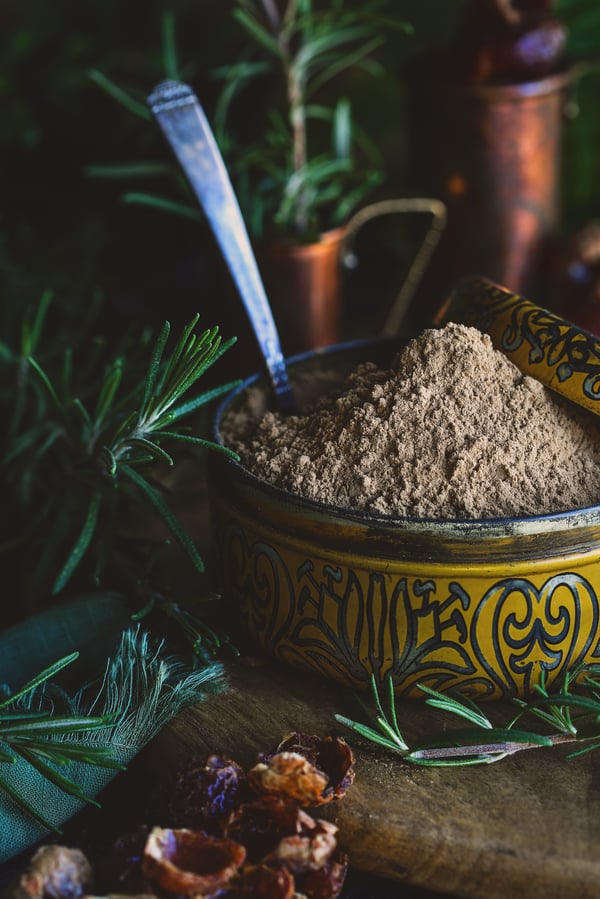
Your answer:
269;0;309;235
261;0;281;32
409;732;577;762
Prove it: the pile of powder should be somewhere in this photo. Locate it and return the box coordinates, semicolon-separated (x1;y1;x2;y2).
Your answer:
231;323;600;519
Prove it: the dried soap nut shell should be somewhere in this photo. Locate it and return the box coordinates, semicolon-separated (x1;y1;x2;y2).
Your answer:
169;754;247;829
225;864;295;899
248;751;329;806
224;796;317;864
14;845;93;899
142;827;246;896
269;828;338;874
297;848;349;899
261;733;355;804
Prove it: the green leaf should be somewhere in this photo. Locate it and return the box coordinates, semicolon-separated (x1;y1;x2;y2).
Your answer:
167;377;240;421
334;714;406;753
162;313;201;379
161;9;179;80
121;192;203;221
332;98;351;159
3;715;115;738
528;693;600;715
120;465;204;572
418;683;493;729
308;35;385;96
0;654;79;710
27;356;64;416
85;162;174;180
141;321;171;416
127;436;175;466
234;8;282;57
94;357;124;425
87;69;151;120
152;430;239;460
52;491;102;595
0;771;59;833
21;289;53;357
17;748;101;807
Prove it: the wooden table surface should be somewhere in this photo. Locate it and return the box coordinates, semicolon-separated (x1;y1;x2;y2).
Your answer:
141;654;600;899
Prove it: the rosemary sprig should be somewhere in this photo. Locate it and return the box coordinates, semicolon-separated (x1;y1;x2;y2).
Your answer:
335;668;600;766
0;653;121;833
1;294;240;609
86;2;413;241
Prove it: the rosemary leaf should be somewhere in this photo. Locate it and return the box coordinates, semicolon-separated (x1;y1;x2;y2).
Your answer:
0;772;59;833
119;464;204;573
1;715;116;737
163;313;200;378
94;357;124;424
52;491;102;595
152;430;239;460
121;192;202;221
0;654;80;710
333;715;405;754
234;8;282;56
88;69;151;120
161;9;179;80
418;684;493;729
10;738;124;770
21;289;53;358
127;436;175;466
16;747;102;807
141;320;171;417
166;376;240;421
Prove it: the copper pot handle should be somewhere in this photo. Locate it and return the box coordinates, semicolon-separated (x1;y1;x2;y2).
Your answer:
340;197;447;337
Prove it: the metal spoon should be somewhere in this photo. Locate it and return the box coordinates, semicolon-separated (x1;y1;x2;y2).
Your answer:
147;79;295;413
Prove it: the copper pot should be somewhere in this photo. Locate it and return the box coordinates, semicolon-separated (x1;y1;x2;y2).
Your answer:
407;66;580;322
257;198;447;356
257;227;346;356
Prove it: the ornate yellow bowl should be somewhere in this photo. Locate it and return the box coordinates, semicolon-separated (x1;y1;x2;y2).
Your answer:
210;324;600;701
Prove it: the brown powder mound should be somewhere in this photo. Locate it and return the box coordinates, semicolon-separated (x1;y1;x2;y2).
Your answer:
234;323;600;519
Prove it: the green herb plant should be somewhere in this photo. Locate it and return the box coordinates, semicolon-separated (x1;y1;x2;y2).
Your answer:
0;291;239;629
0;652;122;833
336;666;600;766
212;0;412;241
87;2;413;243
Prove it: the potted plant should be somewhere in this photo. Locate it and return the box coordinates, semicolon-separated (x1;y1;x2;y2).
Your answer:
88;1;423;353
207;0;417;352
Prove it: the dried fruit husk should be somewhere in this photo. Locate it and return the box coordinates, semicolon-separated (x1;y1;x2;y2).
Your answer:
224;796;316;864
297;848;349;899
248;752;328;807
10;846;93;899
253;733;355;805
142;827;246;896
225;863;295;899
265;819;338;874
168;754;247;831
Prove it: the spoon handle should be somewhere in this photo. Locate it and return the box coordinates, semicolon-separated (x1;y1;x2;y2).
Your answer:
147;79;294;413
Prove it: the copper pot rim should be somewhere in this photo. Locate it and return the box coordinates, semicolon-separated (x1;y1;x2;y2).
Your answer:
212;336;600;543
255;226;347;260
414;63;588;105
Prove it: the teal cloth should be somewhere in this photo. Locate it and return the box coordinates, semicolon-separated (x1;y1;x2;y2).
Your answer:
0;594;224;864
0;593;131;863
0;592;131;692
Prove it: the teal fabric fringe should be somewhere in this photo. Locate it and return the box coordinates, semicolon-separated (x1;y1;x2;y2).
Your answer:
0;599;224;863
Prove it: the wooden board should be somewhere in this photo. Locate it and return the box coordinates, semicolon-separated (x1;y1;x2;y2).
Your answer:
142;656;600;899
